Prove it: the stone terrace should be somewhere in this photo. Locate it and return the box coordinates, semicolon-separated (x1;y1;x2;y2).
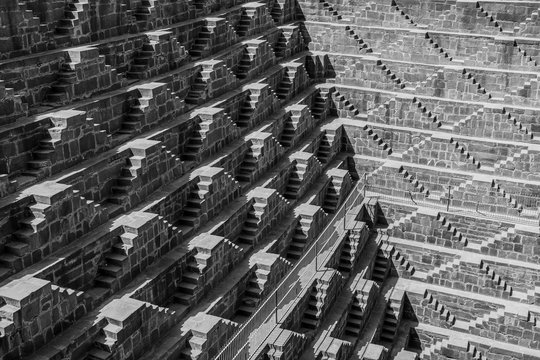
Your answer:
1;0;540;360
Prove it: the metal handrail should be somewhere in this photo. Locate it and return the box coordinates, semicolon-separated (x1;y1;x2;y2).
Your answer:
215;183;366;360
215;173;539;360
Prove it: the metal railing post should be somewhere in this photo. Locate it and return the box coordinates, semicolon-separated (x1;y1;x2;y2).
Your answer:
363;172;367;198
274;291;278;323
315;241;318;270
447;185;451;211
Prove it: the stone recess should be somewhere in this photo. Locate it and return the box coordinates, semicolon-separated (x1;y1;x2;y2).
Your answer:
2;0;540;359
47;46;123;104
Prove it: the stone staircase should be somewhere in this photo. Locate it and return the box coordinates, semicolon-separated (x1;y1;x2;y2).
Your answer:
276;66;298;100
420;339;448;360
189;18;238;59
315;131;335;164
134;0;158;24
461;69;490;98
343;296;364;340
449;138;480;168
479;260;513;297
0;186;104;276
300;280;333;332
422;290;457;327
453;107;484;132
344;25;372;53
447;179;474;202
362;125;394;157
337;233;361;273
504;109;534;138
426;258;461;283
385;210;416;236
236;269;266;319
458;307;505;332
435;213;469;246
94;235;132;289
476;227;515;252
425;32;454;61
515;42;538;67
392;137;430;161
106;159;139;208
322;170;352;213
24;116;110;179
391;0;416;26
176;182;208;234
4;0;540;359
376;60;406;90
318;0;342;21
180;125;207;162
371;248;389;283
127;42;157;78
379;295;400;342
185;71;211;105
56;0;90;42
171;256;202;308
237;203;264;246
236;147;259;184
490;179;524;213
279;113;299;148
47;47;121;104
285;215;314;260
398;166;431;196
119;94;152;135
273;28;292;58
330;90;361;117
411;97;443;128
382;242;416;277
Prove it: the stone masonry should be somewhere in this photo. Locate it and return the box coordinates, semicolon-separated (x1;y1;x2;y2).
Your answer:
1;0;540;360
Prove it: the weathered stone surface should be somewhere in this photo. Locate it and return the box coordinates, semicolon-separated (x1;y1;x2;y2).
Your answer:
0;1;539;360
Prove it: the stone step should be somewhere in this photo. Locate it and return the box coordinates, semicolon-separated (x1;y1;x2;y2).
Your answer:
95;275;116;288
99;264;122;277
237;304;256;316
172;291;191;305
104;253;127;266
177;281;197;294
87;347;112;360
